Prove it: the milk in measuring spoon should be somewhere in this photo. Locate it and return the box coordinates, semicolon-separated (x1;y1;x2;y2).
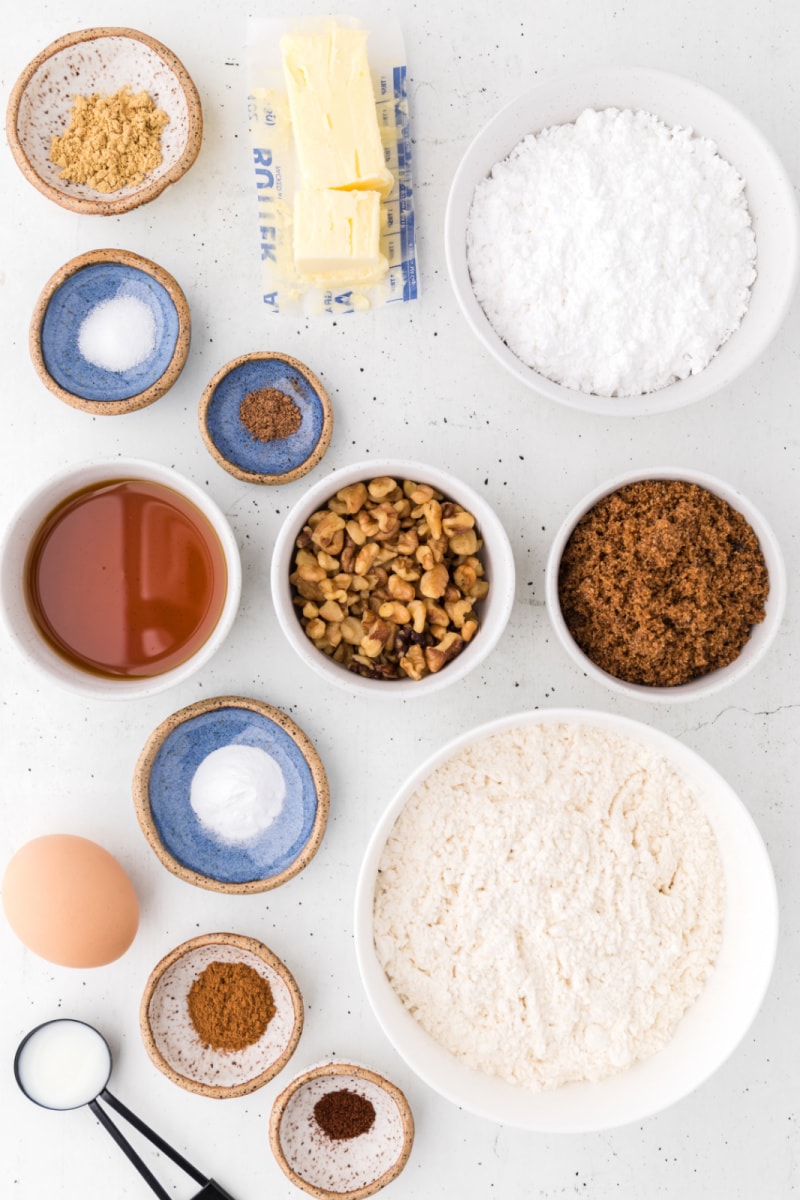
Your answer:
16;1020;111;1109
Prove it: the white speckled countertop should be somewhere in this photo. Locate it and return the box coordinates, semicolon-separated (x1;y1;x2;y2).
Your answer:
1;1;798;1197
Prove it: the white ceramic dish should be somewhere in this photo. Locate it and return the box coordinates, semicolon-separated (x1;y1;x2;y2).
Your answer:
545;467;786;702
270;458;516;698
355;709;778;1132
0;458;241;700
445;66;799;415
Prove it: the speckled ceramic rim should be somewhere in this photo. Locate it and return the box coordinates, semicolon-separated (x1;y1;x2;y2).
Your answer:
544;466;787;702
269;1062;414;1200
132;695;330;893
29;248;191;414
198;352;334;485
140;932;304;1100
6;26;203;215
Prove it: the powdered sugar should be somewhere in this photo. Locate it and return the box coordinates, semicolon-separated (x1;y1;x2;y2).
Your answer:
373;722;724;1090
466;107;756;396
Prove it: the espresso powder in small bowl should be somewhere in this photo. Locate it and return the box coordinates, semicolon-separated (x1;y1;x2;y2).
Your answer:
270;1063;413;1198
554;478;770;689
314;1089;376;1140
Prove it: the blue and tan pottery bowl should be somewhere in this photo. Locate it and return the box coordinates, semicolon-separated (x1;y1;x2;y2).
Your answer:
133;695;330;893
199;352;333;484
30;248;191;414
7;26;202;216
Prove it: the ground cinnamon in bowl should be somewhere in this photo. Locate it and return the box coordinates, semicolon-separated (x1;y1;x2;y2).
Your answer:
557;479;769;687
239;387;302;442
187;960;276;1051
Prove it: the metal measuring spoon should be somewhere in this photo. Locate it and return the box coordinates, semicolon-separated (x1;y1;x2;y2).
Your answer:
15;1019;236;1200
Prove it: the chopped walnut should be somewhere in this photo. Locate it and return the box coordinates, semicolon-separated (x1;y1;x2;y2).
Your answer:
289;477;490;680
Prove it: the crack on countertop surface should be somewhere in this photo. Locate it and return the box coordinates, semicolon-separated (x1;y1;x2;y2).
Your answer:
677;703;800;736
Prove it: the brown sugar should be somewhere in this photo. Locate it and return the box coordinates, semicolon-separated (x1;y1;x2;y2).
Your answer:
50;86;169;193
239;387;302;442
557;479;769;687
187;960;276;1051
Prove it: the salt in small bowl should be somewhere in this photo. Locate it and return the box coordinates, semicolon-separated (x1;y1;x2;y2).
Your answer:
133;696;329;893
199;352;333;484
270;1062;414;1199
7;26;202;216
140;932;303;1100
30;248;190;414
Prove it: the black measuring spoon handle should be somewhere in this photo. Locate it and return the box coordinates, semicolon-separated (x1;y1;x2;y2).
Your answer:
100;1089;207;1186
88;1098;172;1200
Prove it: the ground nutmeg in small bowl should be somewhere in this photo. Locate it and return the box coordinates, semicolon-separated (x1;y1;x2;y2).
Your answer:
557;479;769;687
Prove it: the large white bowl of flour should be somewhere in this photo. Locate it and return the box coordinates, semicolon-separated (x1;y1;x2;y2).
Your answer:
445;67;799;414
354;710;777;1131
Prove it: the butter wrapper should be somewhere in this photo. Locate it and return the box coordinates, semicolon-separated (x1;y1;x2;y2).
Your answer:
246;16;419;316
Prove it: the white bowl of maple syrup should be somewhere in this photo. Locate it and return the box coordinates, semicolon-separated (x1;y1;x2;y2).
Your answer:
0;459;241;698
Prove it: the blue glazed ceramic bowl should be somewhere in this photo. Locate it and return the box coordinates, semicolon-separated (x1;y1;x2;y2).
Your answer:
30;249;190;414
133;696;329;892
199;352;333;484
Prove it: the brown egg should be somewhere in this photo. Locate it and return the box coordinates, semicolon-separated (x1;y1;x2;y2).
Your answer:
2;834;139;967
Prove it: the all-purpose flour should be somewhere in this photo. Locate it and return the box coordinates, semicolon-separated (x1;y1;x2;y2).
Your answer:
373;723;724;1090
466;108;756;396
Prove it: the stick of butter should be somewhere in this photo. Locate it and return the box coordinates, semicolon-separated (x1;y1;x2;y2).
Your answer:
293;188;389;283
281;26;393;195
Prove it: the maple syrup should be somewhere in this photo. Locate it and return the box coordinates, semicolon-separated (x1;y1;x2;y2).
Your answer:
25;478;228;678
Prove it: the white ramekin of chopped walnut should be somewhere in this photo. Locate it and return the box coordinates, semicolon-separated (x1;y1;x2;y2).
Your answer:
271;460;516;696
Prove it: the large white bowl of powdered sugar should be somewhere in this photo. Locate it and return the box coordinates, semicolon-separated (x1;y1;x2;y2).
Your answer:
355;710;777;1131
445;67;799;414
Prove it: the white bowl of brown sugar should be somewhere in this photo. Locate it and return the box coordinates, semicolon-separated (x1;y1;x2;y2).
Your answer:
545;467;786;702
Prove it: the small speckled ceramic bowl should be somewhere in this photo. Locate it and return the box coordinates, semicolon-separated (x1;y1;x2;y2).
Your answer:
7;26;202;215
133;696;329;893
270;1063;414;1200
199;352;333;484
30;249;190;414
141;933;303;1099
